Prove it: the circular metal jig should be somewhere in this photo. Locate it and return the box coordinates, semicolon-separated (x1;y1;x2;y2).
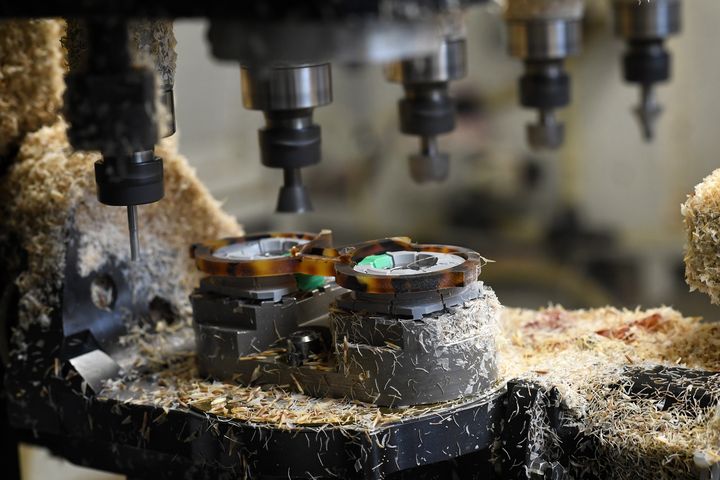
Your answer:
334;238;483;294
191;231;336;277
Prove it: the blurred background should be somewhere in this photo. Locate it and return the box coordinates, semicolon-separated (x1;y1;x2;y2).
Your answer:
172;0;717;319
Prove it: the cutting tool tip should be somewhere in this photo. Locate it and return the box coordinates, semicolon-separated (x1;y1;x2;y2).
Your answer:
634;85;663;142
127;205;140;261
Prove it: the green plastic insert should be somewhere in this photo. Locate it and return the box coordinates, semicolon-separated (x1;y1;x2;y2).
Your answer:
294;273;327;291
358;253;394;270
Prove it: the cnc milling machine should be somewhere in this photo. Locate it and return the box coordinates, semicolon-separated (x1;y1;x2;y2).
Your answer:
3;2;719;480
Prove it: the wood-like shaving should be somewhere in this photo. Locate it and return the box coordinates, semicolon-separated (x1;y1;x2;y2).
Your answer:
0;19;64;154
499;306;720;479
102;304;720;480
683;167;720;305
103;316;496;433
0;20;241;352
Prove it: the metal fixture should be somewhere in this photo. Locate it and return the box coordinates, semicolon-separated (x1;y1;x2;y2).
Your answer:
240;64;332;213
385;35;467;183
190;232;342;379
329;238;498;406
505;0;584;150
286;329;326;366
613;0;682;141
189;234;498;407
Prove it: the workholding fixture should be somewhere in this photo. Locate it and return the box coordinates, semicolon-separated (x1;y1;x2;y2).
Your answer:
190;233;498;407
240;65;333;213
190;231;343;378
504;0;584;150
330;238;498;406
613;0;682;141
385;30;467;183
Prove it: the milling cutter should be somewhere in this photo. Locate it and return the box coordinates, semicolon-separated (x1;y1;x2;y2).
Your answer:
613;0;682;141
206;4;477;207
504;0;584;151
385;31;467;183
65;19;175;261
240;64;332;213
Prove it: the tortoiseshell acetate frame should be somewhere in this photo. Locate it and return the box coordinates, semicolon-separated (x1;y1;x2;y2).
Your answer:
191;231;483;294
333;238;482;294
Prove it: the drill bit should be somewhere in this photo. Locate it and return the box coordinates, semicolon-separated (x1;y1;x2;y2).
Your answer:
527;109;565;150
420;135;439;158
127;205;140;261
276;168;313;213
408;135;450;183
634;84;663;142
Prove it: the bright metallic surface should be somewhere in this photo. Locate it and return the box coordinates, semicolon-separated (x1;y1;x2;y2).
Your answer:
241;63;332;111
384;37;467;84
504;0;584;22
408;136;450;183
527;109;565;151
421;136;440;158
208;18;444;66
385;36;465;182
353;251;465;276
129;149;154;164
289;330;319;345
507;19;582;60
263;113;313;130
634;85;663;142
160;88;176;137
214;237;309;260
613;0;680;140
276;169;313;213
127;205;139;261
613;0;681;40
409;150;450;183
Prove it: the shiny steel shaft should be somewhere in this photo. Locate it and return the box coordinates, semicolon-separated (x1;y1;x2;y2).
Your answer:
635;84;662;141
127;205;140;261
420;135;439;158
